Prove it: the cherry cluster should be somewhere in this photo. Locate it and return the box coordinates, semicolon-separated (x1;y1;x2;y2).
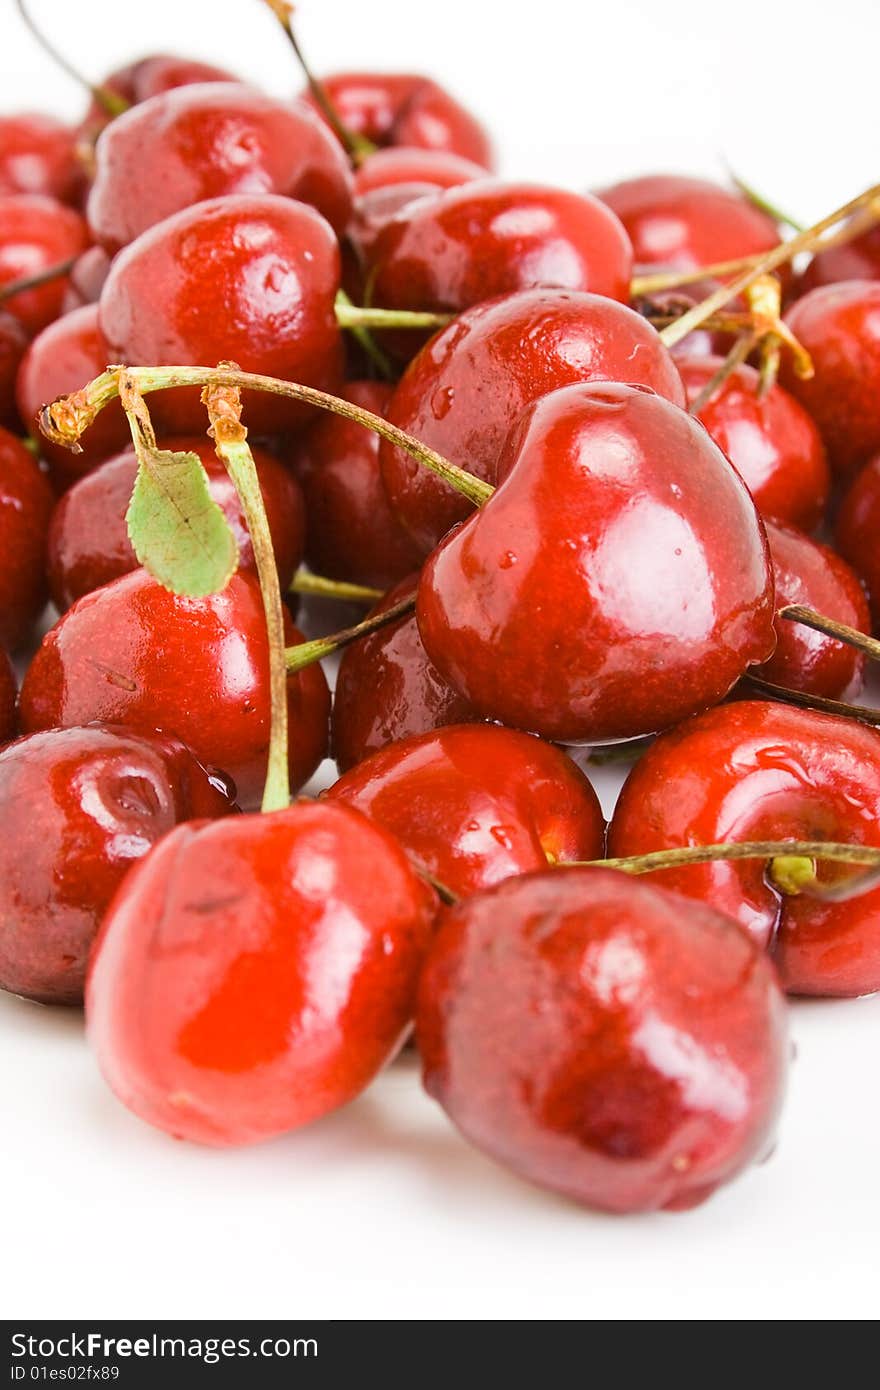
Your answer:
3;2;880;1216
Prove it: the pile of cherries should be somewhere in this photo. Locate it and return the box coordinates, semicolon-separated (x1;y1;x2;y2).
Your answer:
5;2;880;1217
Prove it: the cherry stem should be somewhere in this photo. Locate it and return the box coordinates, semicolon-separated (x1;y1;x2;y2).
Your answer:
725;167;806;233
743;674;880;728
39;364;494;506
14;0;129;115
259;0;376;163
585;840;880;875
334;296;453;333
0;256;77;304
780;604;880;663
334;288;393;381
290;571;383;605
688;331;758;414
203;370;289;814
640;308;753;334
285;593;415;672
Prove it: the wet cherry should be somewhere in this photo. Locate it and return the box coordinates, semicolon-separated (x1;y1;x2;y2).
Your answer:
0;423;53;649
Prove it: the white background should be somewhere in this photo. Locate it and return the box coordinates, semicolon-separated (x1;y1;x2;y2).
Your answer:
2;0;879;1322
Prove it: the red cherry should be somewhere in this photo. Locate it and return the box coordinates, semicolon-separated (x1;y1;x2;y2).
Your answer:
332;575;474;772
98;194;344;435
87;800;436;1145
87;85;354;253
781;281;880;479
835;454;880;629
0;646;16;745
0;424;53;650
416;866;788;1212
418;382;775;743
597;174;781;271
16;303;129;486
78;54;238;144
353;147;488;196
347;182;441;267
0;309;28;431
328;723;604;898
0;113;83;204
18;568;330;808
0;724;235;1005
285;380;421;590
608;701;880;996
46;437;305;611
60;245;112;311
677;355;830;531
0;194;89;334
799;223;880;294
756;522;870;699
379;288;687;555
303;72;493;169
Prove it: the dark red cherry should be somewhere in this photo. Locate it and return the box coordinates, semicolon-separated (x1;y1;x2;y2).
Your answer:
328;723;605;898
0;114;83;204
416;866;788;1212
781;281;880;479
0;646;16;745
16;303;129;487
596;174;781;271
0;724;235;1005
799;223;880;294
608;701;880;996
379;288;687;555
835;454;880;629
0;309;28;431
87;85;354;253
46;437;305;611
285;380;421;590
677;355;830;531
60;245;112;312
18;568;330;808
0;194;90;334
0;424;53;650
417;382;775;744
347;182;441;266
331;575;475;772
87;800;436;1145
755;522;870;699
98;194;344;435
78;54;238;144
353;147;487;196
303;72;493;169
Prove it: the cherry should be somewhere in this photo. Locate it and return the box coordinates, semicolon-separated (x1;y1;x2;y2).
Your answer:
98;194;344;436
756;522;870;700
18;568;330;808
596;174;781;271
86;800;436;1145
87;84;354;253
15;304;129;487
0;113;83;203
416;865;788;1212
47;436;305;611
677;355;830;531
0;309;28;431
327;723;604;898
417;381;775;743
78;54;238;144
302;72;493;169
347;182;442;268
379;288;687;555
799;223;880;294
0;646;16;745
353;147;488;196
0;193;89;334
60;245;112;311
285;381;421;590
835;454;880;629
608;701;880;996
781;281;880;479
0;724;235;1005
332;575;474;772
0;424;53;650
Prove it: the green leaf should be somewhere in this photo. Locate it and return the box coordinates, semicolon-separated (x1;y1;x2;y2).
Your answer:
125;447;238;597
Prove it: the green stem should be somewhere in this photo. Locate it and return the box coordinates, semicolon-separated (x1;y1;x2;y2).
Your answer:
334;289;393;381
780;604;880;663
290;571;383;605
581;839;880;882
726;167;806;232
335;297;453;333
14;0;128;114
285;593;415;672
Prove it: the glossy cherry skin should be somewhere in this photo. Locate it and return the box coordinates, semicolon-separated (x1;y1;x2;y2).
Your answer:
328;724;604;898
285;381;422;590
380;288;687;555
678;355;830;532
418;382;775;744
78;54;238;144
835;454;880;629
0;310;28;431
353;147;488;197
18;569;330;808
799;223;880;294
0;724;235;1005
46;437;305;611
781;281;880;479
756;522;870;699
61;246;112;312
0;114;83;203
0;194;90;334
99;194;344;435
0;647;16;745
87;85;354;253
16;304;129;487
332;575;475;772
87;800;436;1145
417;866;788;1212
347;182;441;268
596;175;781;271
609;701;880;996
303;72;493;169
0;425;53;650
